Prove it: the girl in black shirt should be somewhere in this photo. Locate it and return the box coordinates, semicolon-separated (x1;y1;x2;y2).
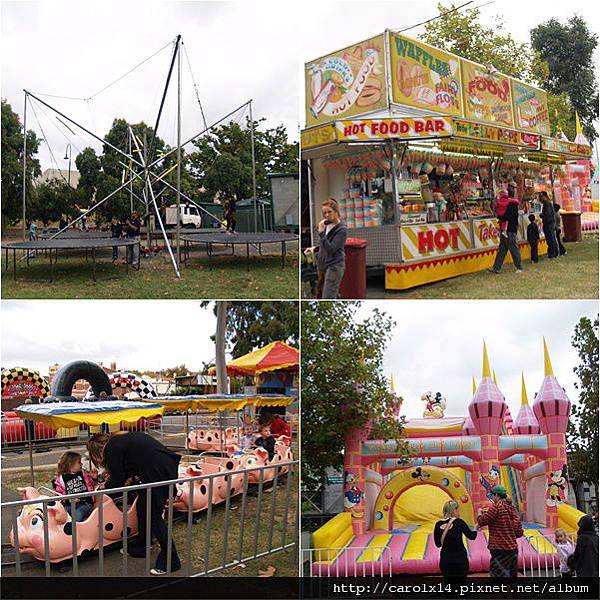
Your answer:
434;500;478;582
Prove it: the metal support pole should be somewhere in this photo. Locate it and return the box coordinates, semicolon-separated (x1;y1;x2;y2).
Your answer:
176;37;182;267
128;129;134;213
249;100;258;232
143;130;151;252
22;91;28;241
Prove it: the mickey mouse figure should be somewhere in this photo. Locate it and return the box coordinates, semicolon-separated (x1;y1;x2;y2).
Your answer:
411;466;431;482
546;465;568;507
421;391;447;418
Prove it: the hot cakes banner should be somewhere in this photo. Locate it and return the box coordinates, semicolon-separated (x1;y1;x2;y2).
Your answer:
305;32;551;138
305;34;388;127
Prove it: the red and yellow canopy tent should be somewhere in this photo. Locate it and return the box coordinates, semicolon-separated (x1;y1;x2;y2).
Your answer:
209;341;299;377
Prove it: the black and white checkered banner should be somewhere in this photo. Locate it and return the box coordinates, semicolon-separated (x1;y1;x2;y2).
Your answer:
84;371;157;399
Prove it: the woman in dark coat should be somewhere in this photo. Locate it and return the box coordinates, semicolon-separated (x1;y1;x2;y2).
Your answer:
571;515;599;577
88;431;182;575
434;500;478;582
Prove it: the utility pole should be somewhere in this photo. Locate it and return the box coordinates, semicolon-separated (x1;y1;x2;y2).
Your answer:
249;100;258;232
176;36;182;267
22;91;28;241
143;129;151;250
215;301;228;394
128;128;133;213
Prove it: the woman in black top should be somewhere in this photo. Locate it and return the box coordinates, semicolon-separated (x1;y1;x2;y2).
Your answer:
434;500;478;582
87;431;182;575
571;515;599;577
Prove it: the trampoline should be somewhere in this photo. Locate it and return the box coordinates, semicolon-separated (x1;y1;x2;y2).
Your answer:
2;238;140;282
37;229;112;239
181;231;298;270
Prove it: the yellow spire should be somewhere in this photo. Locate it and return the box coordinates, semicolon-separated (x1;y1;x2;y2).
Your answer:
576;112;583;136
472;376;477;395
543;337;554;376
521;372;529;405
482;341;492;378
390;374;395;393
493;370;498;385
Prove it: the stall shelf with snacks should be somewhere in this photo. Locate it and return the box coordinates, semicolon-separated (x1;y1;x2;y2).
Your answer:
301;29;593;291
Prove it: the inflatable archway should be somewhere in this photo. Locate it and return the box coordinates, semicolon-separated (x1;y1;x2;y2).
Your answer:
373;465;474;530
50;361;112;399
84;371;157;400
2;367;50;400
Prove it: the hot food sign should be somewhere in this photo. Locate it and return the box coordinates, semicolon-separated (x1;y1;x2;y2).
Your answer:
336;117;453;141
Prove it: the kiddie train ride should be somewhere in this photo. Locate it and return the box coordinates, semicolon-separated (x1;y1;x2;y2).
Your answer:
310;340;587;576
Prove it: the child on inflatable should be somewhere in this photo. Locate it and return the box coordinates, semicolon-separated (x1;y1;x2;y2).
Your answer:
53;451;96;522
254;425;275;460
554;527;575;580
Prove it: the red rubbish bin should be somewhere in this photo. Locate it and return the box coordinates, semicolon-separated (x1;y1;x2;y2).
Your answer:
339;238;368;299
560;211;582;242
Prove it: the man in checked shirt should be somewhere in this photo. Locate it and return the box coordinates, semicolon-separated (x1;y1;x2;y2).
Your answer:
477;484;524;577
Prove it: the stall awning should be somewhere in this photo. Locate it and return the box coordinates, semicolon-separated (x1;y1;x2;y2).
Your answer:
14;401;165;429
222;341;299;376
143;393;295;413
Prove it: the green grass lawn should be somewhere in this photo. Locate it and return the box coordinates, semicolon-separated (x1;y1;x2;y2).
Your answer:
1;252;298;300
371;237;599;299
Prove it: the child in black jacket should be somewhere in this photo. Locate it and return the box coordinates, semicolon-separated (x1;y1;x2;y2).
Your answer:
527;214;540;263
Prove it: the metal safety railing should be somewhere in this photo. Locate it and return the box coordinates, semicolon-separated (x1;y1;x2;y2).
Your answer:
520;534;560;577
302;546;392;577
2;459;298;577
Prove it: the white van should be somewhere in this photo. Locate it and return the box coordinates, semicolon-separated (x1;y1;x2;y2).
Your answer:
165;204;202;228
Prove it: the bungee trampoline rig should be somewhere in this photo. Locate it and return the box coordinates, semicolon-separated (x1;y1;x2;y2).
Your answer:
4;34;297;283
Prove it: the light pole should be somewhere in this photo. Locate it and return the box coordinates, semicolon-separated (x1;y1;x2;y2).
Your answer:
64;143;72;187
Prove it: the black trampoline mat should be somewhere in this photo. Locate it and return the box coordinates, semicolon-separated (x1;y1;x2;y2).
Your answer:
37;230;112;239
181;232;299;244
2;238;138;250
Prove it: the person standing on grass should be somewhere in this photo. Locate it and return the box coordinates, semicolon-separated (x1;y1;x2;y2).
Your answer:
434;500;478;583
527;214;540;264
476;484;523;577
110;216;123;263
125;210;141;265
305;199;347;299
489;190;523;274
87;431;182;575
571;515;599;578
540;192;558;259
554;204;567;256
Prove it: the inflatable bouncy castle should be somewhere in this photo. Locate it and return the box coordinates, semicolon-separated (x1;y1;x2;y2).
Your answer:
310;340;588;576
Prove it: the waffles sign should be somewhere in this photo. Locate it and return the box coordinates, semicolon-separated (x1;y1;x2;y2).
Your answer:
336;117;453;141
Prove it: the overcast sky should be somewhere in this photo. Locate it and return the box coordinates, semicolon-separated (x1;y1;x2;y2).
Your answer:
1;300;225;375
355;300;597;420
1;1;300;171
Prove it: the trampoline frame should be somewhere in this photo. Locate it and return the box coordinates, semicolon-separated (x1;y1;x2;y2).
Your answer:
2;238;140;283
180;232;298;271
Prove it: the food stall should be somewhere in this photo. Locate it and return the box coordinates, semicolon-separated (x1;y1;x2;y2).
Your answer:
302;30;592;290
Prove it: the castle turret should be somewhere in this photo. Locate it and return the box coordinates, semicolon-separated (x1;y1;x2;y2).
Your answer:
469;343;506;513
532;339;570;529
514;373;540;434
468;343;507;435
462;377;478;435
532;339;570;434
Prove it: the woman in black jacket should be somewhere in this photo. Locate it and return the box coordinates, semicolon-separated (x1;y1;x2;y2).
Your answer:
434;500;478;582
571;515;599;577
88;431;182;575
540;192;559;258
315;199;347;299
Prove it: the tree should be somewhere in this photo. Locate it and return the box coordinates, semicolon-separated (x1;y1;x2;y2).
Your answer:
29;180;78;225
187;117;298;203
301;301;407;490
75;147;101;204
420;3;578;137
567;316;599;494
531;16;599;141
201;301;299;357
1;99;41;227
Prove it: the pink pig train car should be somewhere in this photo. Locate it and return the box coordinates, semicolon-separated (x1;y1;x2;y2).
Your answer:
11;487;138;563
